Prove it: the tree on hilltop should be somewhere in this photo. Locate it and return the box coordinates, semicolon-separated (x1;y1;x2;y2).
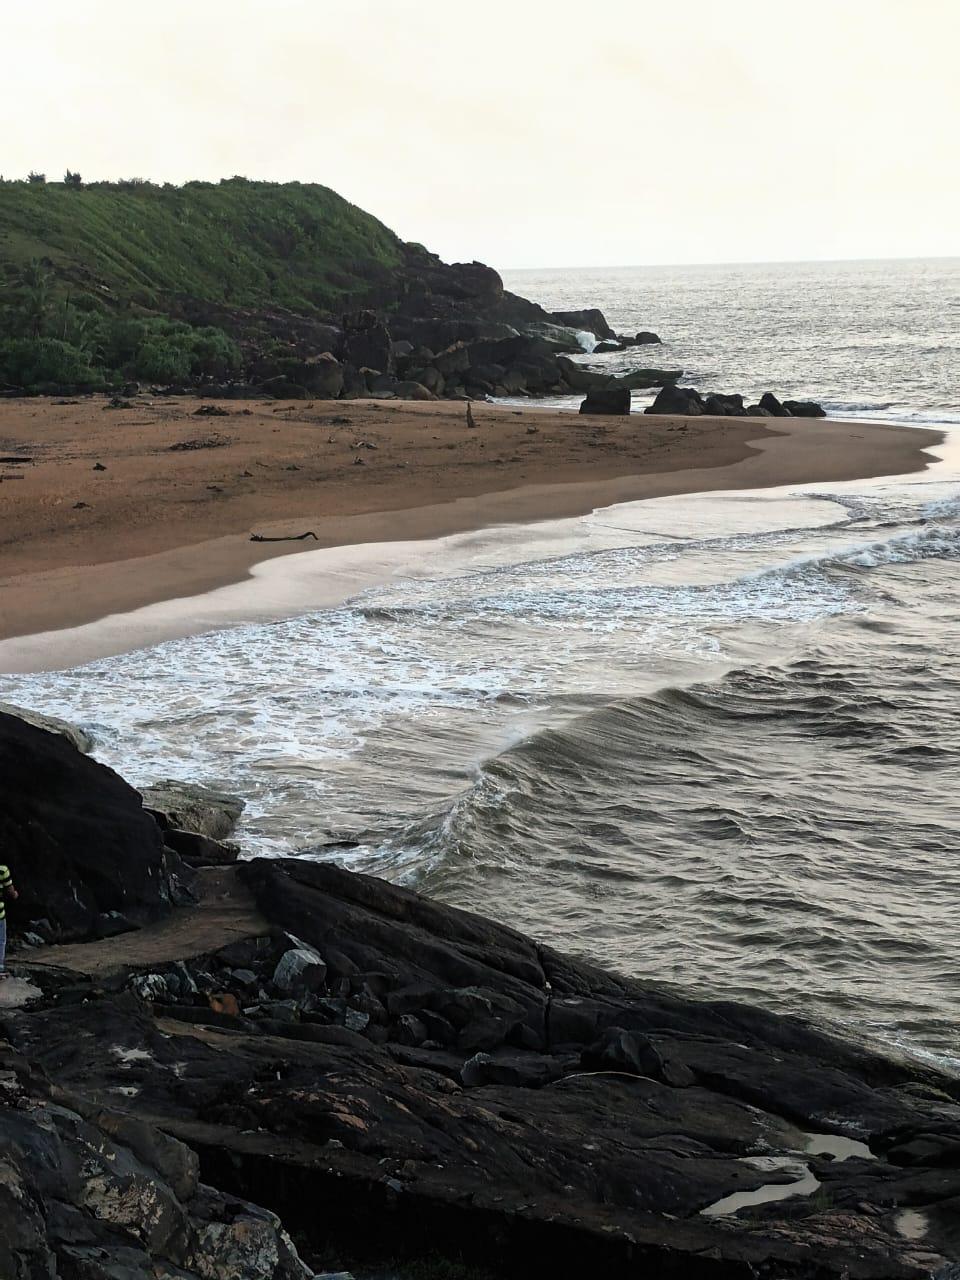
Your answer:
64;170;83;188
27;171;46;184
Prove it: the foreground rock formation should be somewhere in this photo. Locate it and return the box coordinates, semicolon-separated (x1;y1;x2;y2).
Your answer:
0;711;192;943
3;711;959;1278
0;1041;312;1280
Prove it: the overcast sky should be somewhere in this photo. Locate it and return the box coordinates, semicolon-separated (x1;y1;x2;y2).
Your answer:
4;0;958;269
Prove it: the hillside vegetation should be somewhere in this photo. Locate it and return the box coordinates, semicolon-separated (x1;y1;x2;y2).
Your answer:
0;175;562;397
0;177;405;318
0;177;415;391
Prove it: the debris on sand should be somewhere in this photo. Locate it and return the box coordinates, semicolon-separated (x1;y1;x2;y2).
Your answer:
167;435;232;452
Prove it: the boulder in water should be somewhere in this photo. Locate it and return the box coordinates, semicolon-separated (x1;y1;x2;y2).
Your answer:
783;398;827;417
549;308;615;340
556;356;611;392
759;391;790;416
610;368;682;390
140;780;245;841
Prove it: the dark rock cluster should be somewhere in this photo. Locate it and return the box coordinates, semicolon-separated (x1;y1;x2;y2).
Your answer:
178;256;675;405
223;306;679;406
645;386;827;418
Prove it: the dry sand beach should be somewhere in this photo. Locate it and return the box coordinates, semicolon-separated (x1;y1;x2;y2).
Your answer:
0;394;941;645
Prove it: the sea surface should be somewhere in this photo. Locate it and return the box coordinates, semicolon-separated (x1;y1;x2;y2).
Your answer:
503;258;960;424
3;259;959;1070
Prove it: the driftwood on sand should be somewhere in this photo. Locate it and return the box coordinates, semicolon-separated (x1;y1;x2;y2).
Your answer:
249;531;319;542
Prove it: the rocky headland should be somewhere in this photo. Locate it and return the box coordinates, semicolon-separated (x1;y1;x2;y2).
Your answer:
0;178;829;417
2;708;959;1278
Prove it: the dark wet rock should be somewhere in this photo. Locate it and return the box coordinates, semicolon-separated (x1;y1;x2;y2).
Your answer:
549;308;616;340
342;310;393;374
258;376;310;400
783;398;827;417
432;342;472;375
10;903;960;1278
272;946;328;997
703;392;747;416
140;780;245;841
163;827;239;867
339;362;365;399
610;367;682;390
579;388;631;416
522;322;585;353
365;371;397;396
0;1046;311;1280
646;386;827;421
461;1050;573;1089
594;340;623;353
0;711;191;944
0;702;94;752
634;330;661;345
760;390;790;416
300;351;344;399
392;379;437;401
467;361;507;385
555;355;610;392
405;364;445;396
582;1026;666;1079
645;385;706;415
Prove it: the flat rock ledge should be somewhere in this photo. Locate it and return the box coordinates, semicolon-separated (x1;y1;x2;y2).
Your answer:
3;855;960;1278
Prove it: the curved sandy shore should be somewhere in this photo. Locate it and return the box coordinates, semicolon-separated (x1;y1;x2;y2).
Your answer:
0;395;942;667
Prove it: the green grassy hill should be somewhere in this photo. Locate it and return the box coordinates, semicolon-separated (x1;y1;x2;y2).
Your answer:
0;176;545;393
0;177;405;321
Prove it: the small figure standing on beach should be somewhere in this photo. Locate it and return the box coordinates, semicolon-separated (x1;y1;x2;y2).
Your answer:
0;864;18;980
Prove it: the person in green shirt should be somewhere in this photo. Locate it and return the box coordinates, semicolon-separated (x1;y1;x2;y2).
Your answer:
0;865;18;980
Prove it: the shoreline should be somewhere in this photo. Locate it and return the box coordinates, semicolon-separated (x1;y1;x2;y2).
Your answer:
0;395;943;669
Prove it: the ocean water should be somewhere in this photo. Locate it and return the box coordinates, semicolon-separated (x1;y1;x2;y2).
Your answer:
3;261;959;1070
503;258;960;424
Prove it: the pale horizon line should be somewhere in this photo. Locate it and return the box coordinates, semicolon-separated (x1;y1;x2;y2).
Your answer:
500;254;960;274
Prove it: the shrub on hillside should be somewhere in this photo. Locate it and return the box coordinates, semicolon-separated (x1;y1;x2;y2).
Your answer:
97;315;241;383
0;337;103;390
132;338;193;383
189;327;242;379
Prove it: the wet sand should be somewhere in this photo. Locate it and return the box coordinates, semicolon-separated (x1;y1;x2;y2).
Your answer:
0;395;941;658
